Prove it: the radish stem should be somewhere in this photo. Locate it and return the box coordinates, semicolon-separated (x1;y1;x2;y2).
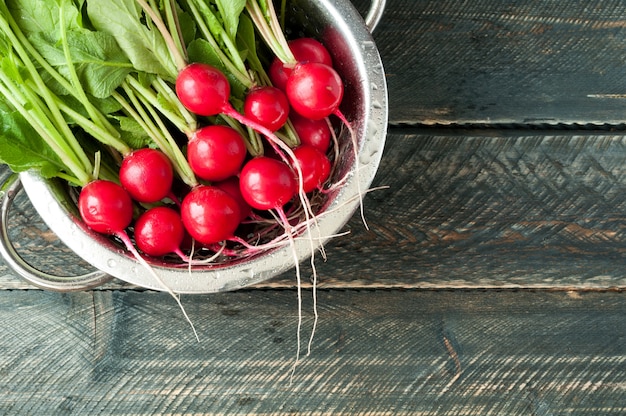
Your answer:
135;0;187;73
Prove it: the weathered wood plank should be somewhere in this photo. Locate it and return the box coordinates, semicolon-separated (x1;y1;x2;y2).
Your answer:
373;0;626;126
0;289;624;415
298;128;626;289
2;129;626;290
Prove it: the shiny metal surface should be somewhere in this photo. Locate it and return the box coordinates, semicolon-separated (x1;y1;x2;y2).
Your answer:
365;0;386;31
3;0;388;293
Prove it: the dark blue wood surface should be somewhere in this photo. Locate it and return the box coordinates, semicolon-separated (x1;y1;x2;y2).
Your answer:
1;0;625;414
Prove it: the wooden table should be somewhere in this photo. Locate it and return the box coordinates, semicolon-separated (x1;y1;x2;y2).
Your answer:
1;0;625;414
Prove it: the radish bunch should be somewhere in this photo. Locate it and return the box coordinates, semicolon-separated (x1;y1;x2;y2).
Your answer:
1;0;364;362
75;36;343;265
59;0;349;266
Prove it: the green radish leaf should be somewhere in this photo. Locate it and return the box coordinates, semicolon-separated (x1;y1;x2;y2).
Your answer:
256;0;271;18
86;0;178;81
187;1;233;61
113;115;154;150
0;103;67;178
8;0;132;99
236;14;259;68
28;29;133;99
56;93;122;126
88;95;124;116
176;6;197;48
198;2;226;44
186;38;224;69
215;0;246;40
156;90;182;121
0;29;10;56
6;0;82;35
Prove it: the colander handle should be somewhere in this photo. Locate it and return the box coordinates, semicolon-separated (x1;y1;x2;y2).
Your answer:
0;174;113;292
364;0;386;32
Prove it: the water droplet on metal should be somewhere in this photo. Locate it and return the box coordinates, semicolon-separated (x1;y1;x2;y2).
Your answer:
361;40;375;50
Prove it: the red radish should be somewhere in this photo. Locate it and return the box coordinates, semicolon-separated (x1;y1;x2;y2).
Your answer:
289;37;332;67
239;157;297;210
268;59;291;91
187;125;247;182
78;180;134;235
292;145;331;193
214;176;252;222
269;37;333;90
180;185;241;245
175;63;231;117
290;112;331;153
134;206;185;257
286;62;344;120
119;148;174;203
243;86;290;132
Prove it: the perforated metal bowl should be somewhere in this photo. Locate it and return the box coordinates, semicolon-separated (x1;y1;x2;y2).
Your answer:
0;0;388;293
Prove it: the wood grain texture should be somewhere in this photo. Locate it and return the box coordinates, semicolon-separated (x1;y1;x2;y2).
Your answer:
0;1;624;414
2;129;626;290
0;289;624;415
297;128;626;289
374;0;626;126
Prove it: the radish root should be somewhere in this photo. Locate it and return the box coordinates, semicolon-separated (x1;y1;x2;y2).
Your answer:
116;231;200;342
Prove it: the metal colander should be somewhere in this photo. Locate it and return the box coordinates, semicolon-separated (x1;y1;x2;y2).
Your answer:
0;0;388;293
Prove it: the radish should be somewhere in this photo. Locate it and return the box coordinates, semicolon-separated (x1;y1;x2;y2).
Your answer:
119;148;174;203
175;63;232;117
134;206;217;265
290;112;332;153
78;180;134;235
187;125;247;182
180;185;242;245
134;206;186;257
291;145;331;193
238;157;296;211
286;62;344;120
289;37;333;66
269;37;333;90
238;152;315;382
243;86;290;132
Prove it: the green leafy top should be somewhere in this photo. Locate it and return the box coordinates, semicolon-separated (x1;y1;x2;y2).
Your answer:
87;0;179;81
0;0;297;186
